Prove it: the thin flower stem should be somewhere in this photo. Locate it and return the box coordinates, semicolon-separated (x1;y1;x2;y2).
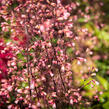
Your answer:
25;25;32;103
52;44;67;92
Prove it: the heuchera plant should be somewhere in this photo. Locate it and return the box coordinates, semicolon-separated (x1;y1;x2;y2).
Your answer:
0;0;98;108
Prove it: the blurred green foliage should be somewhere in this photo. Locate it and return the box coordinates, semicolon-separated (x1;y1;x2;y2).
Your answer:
75;0;109;109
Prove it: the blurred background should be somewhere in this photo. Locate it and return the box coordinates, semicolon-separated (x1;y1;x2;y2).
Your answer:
70;0;109;108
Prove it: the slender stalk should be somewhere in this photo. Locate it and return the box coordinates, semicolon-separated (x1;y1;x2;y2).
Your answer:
58;66;66;92
24;25;32;103
52;44;67;92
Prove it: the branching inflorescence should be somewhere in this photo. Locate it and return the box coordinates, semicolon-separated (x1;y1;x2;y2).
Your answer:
0;0;99;108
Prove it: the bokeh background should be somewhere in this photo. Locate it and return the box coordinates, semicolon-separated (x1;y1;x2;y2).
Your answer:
71;0;109;108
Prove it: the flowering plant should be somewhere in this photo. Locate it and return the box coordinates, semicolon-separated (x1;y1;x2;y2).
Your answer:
0;0;99;108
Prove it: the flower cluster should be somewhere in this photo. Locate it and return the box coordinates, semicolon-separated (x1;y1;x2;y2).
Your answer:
0;0;99;108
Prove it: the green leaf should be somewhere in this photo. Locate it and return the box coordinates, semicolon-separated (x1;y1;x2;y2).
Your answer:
101;92;109;98
0;25;2;32
17;53;27;62
35;35;43;40
30;48;34;53
57;51;61;55
96;75;108;90
98;31;109;41
99;96;105;103
22;82;28;88
103;101;109;109
67;47;73;54
17;53;24;60
78;18;86;23
80;77;93;90
51;38;57;44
